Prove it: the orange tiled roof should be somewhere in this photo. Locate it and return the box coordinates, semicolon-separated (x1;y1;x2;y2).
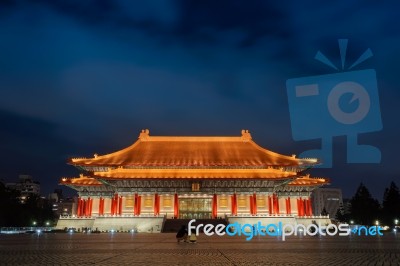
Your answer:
60;172;328;187
92;167;298;179
60;176;102;186
289;175;330;186
70;130;311;168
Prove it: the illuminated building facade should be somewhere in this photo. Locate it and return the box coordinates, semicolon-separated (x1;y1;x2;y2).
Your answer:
57;130;330;231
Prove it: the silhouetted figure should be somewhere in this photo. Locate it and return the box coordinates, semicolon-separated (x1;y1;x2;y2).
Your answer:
176;225;188;243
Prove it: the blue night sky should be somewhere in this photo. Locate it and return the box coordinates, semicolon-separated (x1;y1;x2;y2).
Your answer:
0;1;399;200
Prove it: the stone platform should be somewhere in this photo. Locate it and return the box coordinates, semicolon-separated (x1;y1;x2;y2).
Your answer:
56;215;331;233
0;232;399;265
56;216;164;232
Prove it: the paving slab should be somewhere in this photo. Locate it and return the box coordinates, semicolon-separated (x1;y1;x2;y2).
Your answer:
0;233;399;265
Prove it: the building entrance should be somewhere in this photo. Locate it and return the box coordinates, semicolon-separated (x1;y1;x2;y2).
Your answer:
179;198;212;219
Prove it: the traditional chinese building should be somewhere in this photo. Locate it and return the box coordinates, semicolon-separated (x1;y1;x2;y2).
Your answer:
57;130;331;232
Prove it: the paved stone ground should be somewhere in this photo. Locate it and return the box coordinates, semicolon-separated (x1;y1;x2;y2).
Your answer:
0;233;399;265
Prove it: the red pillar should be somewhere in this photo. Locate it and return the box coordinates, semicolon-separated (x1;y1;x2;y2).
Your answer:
98;198;101;216
79;198;83;217
276;196;280;214
86;198;89;217
297;198;302;216
268;196;273;215
154;193;159;216
287;197;291;215
111;194;119;215
300;198;303;216
134;193;138;216
253;193;257;215
110;196;114;215
303;199;308;216
231;195;234;215
212;194;218;219
82;198;85;216
301;198;305;216
273;194;279;215
115;194;119;215
173;193;179;218
304;198;312;216
88;197;93;217
81;199;85;217
86;199;90;216
231;194;237;216
249;195;254;215
114;196;117;215
137;196;141;215
272;195;276;214
158;194;161;215
77;198;81;217
304;199;307;216
285;198;289;214
118;196;123;215
98;197;103;216
102;198;105;215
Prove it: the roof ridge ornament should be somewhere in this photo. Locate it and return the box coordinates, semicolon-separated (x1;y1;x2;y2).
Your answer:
139;129;150;140
241;129;252;141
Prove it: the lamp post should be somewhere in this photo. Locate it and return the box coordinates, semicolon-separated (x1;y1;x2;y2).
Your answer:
395;219;398;225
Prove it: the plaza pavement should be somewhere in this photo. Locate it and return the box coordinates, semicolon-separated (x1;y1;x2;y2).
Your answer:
0;232;399;265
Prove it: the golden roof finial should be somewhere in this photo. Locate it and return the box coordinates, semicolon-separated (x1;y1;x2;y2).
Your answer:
241;129;252;141
139;129;150;140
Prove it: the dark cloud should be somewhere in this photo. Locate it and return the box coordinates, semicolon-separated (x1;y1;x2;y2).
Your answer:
176;0;290;46
0;109;76;193
0;0;291;47
0;0;399;200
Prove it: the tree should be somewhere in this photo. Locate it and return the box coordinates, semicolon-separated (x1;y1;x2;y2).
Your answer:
0;181;55;227
350;183;380;225
0;182;24;226
335;203;349;223
382;181;400;226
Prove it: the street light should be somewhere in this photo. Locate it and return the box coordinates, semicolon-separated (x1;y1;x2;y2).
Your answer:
395;219;399;225
32;221;37;226
350;220;354;225
46;222;50;226
375;220;379;226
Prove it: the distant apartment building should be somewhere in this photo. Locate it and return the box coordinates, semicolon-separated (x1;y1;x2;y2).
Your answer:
6;175;40;203
48;189;74;217
311;188;343;218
